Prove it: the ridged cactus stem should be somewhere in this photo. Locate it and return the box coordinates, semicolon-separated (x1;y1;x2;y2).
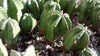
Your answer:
20;13;37;32
7;0;23;22
1;18;20;46
64;24;91;51
79;0;87;22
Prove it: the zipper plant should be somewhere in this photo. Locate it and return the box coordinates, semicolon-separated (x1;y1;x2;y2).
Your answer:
0;18;20;48
20;13;37;32
40;0;61;34
45;11;72;42
0;39;8;56
7;0;23;22
64;24;91;51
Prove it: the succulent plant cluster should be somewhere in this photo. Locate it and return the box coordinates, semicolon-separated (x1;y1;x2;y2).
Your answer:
0;0;100;56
